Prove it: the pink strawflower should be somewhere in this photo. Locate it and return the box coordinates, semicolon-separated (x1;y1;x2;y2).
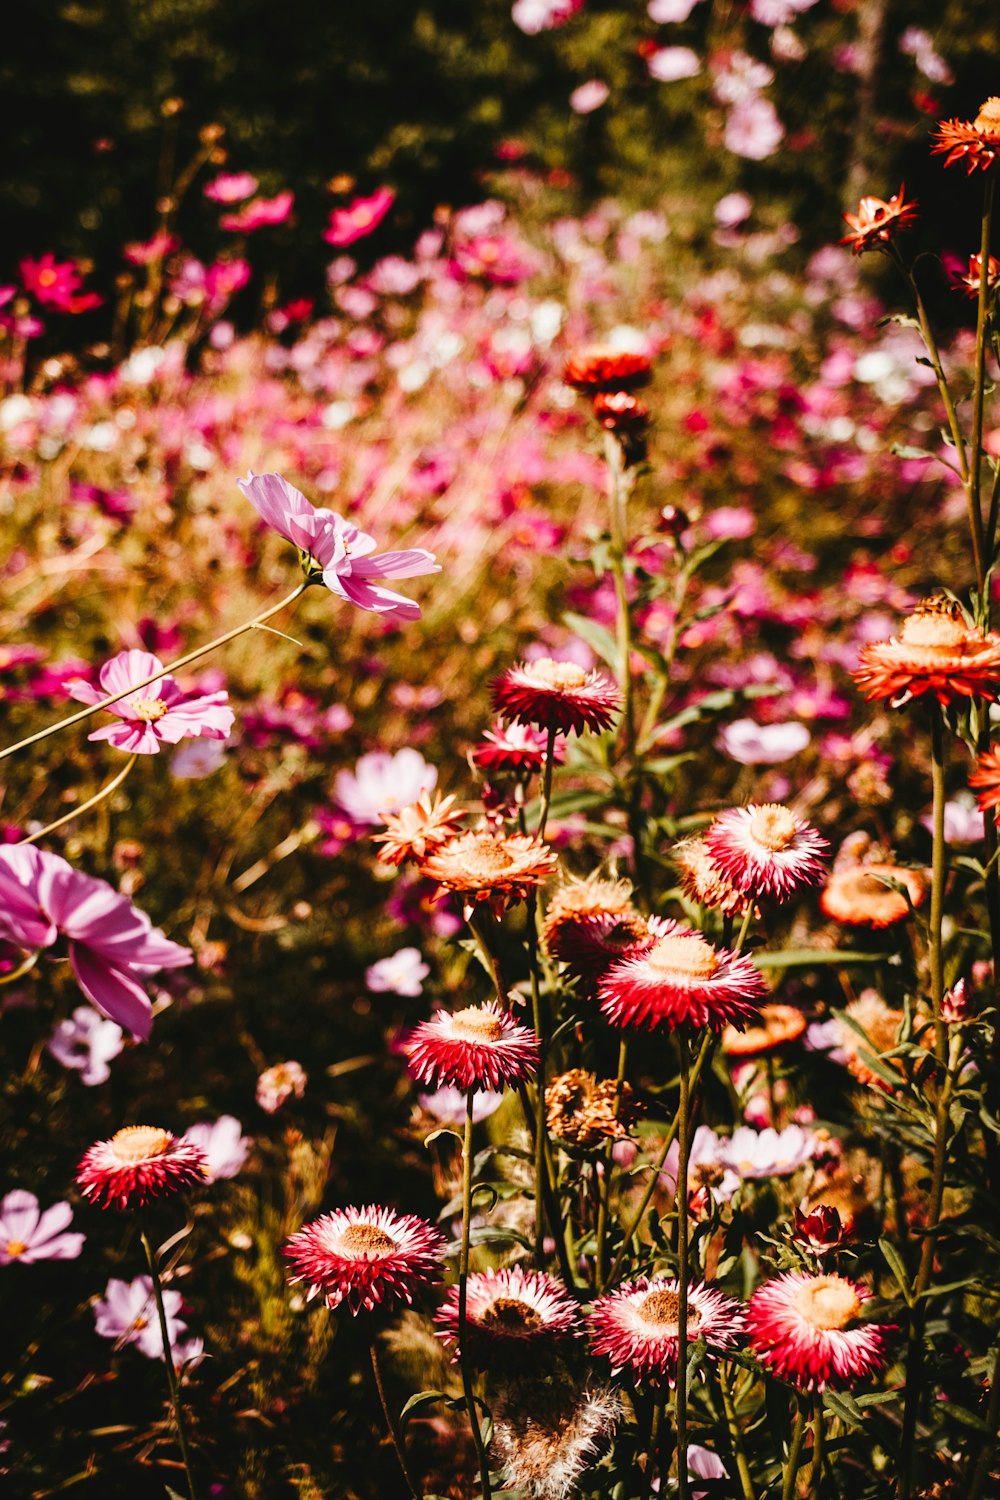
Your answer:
66;650;233;754
94;1274;202;1365
324;188;395;248
256;1060;307;1114
47;1005;125;1086
285;1204;444;1313
746;1272;890;1390
77;1126;208;1211
471;722;565;776
181;1116;250;1182
0;1190;85;1264
203;171;259;204
0;845;193;1039
219;190;294;232
492;658;621;736
599;922;766;1032
406;1001;539;1093
435;1266;580;1362
237;471;439;621
704;804;828;901
587;1277;744;1383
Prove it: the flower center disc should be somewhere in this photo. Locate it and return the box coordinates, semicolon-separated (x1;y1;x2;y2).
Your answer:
6;1239;27;1258
748;804;797;852
647;934;720;980
451;1007;505;1043
975;97;1000;131
130;696;169;722
481;1296;543;1332
340;1223;395;1255
111;1125;171;1163
637;1288;702;1332
794;1275;861;1330
898;611;970;654
526;658;589;692
456;836;517;881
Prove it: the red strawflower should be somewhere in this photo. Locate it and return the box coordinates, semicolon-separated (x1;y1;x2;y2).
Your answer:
852;597;1000;707
840;186;918;254
746;1271;890;1390
587;1277;744;1384
492;659;621;737
406;1001;539;1093
284;1204;444;1314
471;721;565;776
599;922;766;1033
435;1265;580;1363
77;1126;207;1211
563;347;652;394
948;252;1000;298
704;804;828;901
932;97;1000;173
970;745;1000;813
792;1206;854;1258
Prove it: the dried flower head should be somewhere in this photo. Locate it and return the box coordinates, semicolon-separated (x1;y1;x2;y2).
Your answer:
840;186;918;254
722;1003;807;1059
77;1126;208;1211
543;876;659;988
563;346;652;394
492;659;621;737
435;1265;580;1363
933;97;1000;173
746;1271;890;1390
704;803;828;901
852;597;1000;707
673;836;752;919
820;864;927;928
419;828;558;917
545;1068;638;1147
405;1001;539;1093
491;1371;622;1500
587;1276;745;1383
372;790;467;866
599;921;766;1033
284;1204;444;1313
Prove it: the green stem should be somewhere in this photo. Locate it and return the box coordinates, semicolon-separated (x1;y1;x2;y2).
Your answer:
369;1337;422;1500
19;753;139;846
459;1093;493;1500
0;950;40;987
968;1341;1000;1500
718;1365;756;1500
536;723;558;839
675;1031;692;1500
605;432;635;759
971;175;996;601
139;1219;198;1500
781;1405;808;1500
809;1395;826;1500
595;1036;629;1291
0;582;308;763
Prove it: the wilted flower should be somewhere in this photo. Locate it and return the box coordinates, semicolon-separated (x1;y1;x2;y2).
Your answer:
77;1126;208;1210
181;1116;250;1182
491;1371;621;1500
673;837;752;919
47;1005;125;1085
492;659;621;737
406;1001;539;1093
256;1060;307;1114
704;803;828;901
599;923;766;1032
853;597;1000;707
284;1204;444;1313
587;1276;744;1383
0;1190;84;1264
942;977;974;1024
545;1068;637;1147
436;1265;580;1362
67;650;233;754
831;992;905;1090
840;186;918;254
746;1271;889;1390
933;96;1000;173
94;1274;203;1365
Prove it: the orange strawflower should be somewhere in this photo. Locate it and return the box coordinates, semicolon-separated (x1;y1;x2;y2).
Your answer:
933;96;1000;173
840;186;918;255
970;745;1000;813
419;828;558;918
950;253;1000;298
820;863;927;929
722;1003;807;1059
563;346;652;394
852;596;1000;707
372;790;466;866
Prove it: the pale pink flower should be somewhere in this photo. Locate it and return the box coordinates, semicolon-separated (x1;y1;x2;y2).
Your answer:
219;190;294;232
720;1124;816;1179
256;1061;307;1114
203;171;259;204
647;46;701;82
365;947;429;997
237;471;439;621
94;1274;203;1366
0;1190;84;1264
47;1005;125;1086
182;1116;251;1182
717;718;810;764
648;0;701;19
511;0;582;35
724;96;785;160
0;845;192;1039
334;748;437;826
67;650;233;755
570;80;609;114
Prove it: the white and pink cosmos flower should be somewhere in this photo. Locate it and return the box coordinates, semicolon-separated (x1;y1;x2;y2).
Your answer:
720;1124;817;1179
237;471;439;622
0;1190;85;1264
47;1005;125;1086
94;1274;203;1366
181;1116;251;1183
0;845;192;1039
67;650;233;755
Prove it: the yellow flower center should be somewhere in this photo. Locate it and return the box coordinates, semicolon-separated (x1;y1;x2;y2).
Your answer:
130;696;169;722
524;658;589;692
450;1007;505;1043
748;804;797;852
6;1239;27;1258
793;1275;861;1330
647;934;720;980
451;836;517;881
481;1296;543;1332
111;1125;171;1163
340;1223;395;1255
974;97;1000;131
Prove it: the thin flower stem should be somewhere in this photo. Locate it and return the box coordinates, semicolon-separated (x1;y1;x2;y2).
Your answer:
781;1405;808;1500
459;1092;493;1500
595;1036;630;1291
718;1364;756;1500
809;1394;826;1500
535;724;559;839
675;1030;692;1500
0;582;308;763
605;432;635;760
733;902;755;955
0;950;40;987
967;1340;1000;1500
970;175;996;602
139;1220;198;1500
19;753;139;846
368;1336;423;1500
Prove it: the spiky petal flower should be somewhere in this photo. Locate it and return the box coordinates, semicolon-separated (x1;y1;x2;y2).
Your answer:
77;1126;208;1211
599;922;766;1033
419;828;558;918
840;186;918;254
969;746;1000;814
491;1372;622;1500
672;837;752;919
820;864;927;928
435;1265;580;1363
587;1277;744;1384
746;1271;890;1390
372;790;467;866
406;1001;539;1093
705;804;828;901
471;722;565;776
563;347;652;394
492;659;621;737
933;97;1000;174
284;1204;444;1314
949;253;1000;298
852;597;1000;707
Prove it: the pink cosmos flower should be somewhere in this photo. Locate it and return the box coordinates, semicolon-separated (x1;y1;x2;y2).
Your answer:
0;1190;85;1264
719;1124;817;1179
219;190;294;232
511;0;582;35
647;46;702;82
123;232;179;266
324;188;395;248
570;80;609;114
48;1005;125;1086
717;718;810;764
0;845;193;1039
94;1274;203;1366
181;1116;250;1183
365;947;429;997
334;748;437;825
203;171;259;204
724;96;785;160
66;650;233;755
20;254;102;313
237;471;439;621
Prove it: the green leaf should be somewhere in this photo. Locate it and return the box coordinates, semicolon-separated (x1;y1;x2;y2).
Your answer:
824;1389;864;1425
891;445;931;461
937;1400;991;1434
562;611;620;671
424;1127;463;1149
754;949;894;969
878;1237;914;1307
400;1389;452;1424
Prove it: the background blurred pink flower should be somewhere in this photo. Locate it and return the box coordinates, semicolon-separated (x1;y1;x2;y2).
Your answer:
94;1274;202;1365
324;188;395;248
219;190;294;232
182;1116;251;1182
334;748;437;826
365;946;430;996
570;80;609;114
47;1006;125;1086
204;171;259;203
511;0;582;35
0;1190;85;1264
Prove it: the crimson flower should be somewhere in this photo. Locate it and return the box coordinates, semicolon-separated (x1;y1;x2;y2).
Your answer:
492;658;621;736
77;1126;208;1211
932;97;1000;173
587;1277;744;1383
284;1204;444;1313
704;803;828;901
599;922;766;1033
746;1272;890;1390
405;1001;539;1093
435;1265;580;1363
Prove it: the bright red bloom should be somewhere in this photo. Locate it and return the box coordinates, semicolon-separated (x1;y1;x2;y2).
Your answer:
969;746;1000;812
19;253;101;313
587;1277;744;1384
947;252;1000;298
406;1001;539;1093
471;721;565;776
77;1127;207;1211
284;1204;444;1314
704;803;828;901
852;597;1000;707
792;1206;854;1258
563;347;652;394
435;1265;579;1363
599;922;766;1033
324;188;395;248
746;1271;890;1390
492;659;621;737
840;186;917;254
932;97;1000;173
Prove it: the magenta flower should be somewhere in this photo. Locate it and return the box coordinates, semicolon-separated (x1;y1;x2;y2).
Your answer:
66;650;233;755
181;1116;251;1183
204;171;259;204
324;187;395;248
237;471;439;621
0;1190;85;1264
47;1005;125;1085
219;190;294;232
0;845;192;1039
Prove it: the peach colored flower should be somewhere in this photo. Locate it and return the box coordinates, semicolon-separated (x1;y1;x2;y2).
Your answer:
852;597;1000;707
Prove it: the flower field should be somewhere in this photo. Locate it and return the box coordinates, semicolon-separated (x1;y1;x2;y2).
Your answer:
2;9;1000;1498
